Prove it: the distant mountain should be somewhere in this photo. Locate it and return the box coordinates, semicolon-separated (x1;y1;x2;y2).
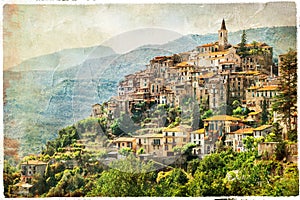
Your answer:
10;45;116;72
3;26;296;158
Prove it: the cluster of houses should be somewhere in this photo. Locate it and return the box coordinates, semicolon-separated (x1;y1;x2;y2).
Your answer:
14;19;297;195
92;19;279;122
112;115;274;158
89;19;294;158
108;113;296;162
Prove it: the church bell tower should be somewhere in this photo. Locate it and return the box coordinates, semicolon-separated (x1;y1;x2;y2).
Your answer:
218;19;228;51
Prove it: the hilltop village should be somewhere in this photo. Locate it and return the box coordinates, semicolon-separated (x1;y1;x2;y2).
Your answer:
8;20;298;197
90;19;297;158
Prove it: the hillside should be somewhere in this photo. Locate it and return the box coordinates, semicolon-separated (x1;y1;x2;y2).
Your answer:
3;26;297;158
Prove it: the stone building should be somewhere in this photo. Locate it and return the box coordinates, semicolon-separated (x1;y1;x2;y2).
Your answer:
237;42;273;74
91;103;103;118
135;133;164;157
204;115;242;153
190;128;205;158
245;85;279;112
113;137;136;151
20;160;48;184
162;125;192;156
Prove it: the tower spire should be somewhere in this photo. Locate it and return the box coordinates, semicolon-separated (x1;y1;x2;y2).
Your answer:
221;18;226;30
218;19;228;51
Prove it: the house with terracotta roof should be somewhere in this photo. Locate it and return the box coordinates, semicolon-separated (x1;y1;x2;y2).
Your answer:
226;127;254;152
246;84;279;112
253;125;272;138
162;125;192;156
244;111;261;126
203;115;242;154
135;133;164;157
20;160;48;184
113;137;136;152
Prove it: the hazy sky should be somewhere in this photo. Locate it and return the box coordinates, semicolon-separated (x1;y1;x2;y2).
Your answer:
3;2;297;70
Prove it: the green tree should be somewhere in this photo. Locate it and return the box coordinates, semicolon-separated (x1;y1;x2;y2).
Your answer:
232;99;241;109
137;147;145;155
233;106;243;116
46;169;85;197
187;153;226;196
261;99;269;125
31;174;48;196
154;168;190;196
239;30;247;56
88;155;156;196
110;120;123;136
119;147;133;156
3;161;20;197
272;49;297;138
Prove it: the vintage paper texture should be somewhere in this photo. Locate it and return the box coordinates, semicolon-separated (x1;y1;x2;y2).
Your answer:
1;0;298;198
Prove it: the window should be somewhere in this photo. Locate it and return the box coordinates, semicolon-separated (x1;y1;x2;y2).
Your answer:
27;178;32;184
144;138;146;143
172;132;175;137
198;149;202;154
207;146;211;154
153;139;160;145
210;123;214;130
165;145;169;151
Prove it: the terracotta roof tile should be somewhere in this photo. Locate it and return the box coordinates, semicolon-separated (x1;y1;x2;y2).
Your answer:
191;128;205;134
204;115;241;121
253;125;272;131
21;160;47;165
233;128;254;134
257;86;279;91
114;137;136;142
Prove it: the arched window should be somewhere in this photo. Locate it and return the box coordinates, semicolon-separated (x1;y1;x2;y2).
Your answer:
220;32;222;37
